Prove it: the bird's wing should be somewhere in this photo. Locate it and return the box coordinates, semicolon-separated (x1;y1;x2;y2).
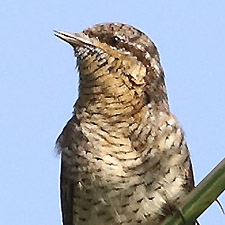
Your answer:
60;154;74;225
56;116;85;225
184;154;195;191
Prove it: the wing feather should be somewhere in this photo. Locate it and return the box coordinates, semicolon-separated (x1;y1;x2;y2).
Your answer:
56;116;83;225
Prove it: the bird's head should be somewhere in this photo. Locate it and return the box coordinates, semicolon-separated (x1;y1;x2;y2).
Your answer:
54;23;168;110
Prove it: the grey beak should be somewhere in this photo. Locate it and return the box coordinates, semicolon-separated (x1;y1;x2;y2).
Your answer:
54;30;93;47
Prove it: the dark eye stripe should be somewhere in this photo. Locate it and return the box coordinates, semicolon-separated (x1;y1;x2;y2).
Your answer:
83;23;159;68
110;36;121;46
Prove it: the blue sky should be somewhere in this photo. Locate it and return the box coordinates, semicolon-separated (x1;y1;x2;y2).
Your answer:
1;1;224;224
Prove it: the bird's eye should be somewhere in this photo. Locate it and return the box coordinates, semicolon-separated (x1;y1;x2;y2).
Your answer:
111;36;121;46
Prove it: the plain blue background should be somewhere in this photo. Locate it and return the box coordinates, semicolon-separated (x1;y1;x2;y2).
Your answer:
1;1;224;224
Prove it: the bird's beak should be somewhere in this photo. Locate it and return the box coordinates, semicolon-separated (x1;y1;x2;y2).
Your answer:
54;30;93;47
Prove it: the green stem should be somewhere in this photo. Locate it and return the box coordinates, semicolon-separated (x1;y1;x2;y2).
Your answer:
161;158;225;225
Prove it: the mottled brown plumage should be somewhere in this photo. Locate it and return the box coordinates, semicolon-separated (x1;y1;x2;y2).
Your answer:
55;22;195;225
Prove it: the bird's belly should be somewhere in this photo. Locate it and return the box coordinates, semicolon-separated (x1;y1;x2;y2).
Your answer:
73;155;187;225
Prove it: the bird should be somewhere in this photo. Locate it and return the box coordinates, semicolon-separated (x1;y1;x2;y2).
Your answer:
54;22;195;225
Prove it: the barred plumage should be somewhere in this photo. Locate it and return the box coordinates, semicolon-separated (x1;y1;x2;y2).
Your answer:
55;22;195;225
